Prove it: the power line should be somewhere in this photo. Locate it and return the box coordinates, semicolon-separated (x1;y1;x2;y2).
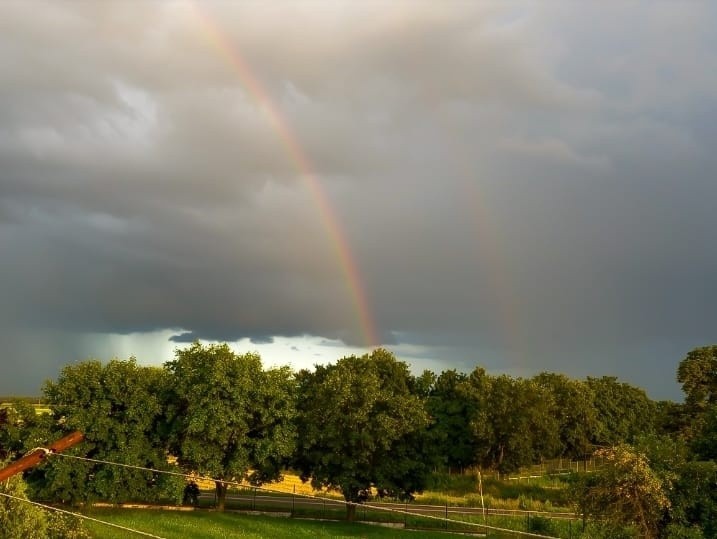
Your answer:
0;492;168;539
49;452;561;539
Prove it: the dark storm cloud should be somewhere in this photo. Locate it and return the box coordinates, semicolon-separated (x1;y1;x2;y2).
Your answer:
1;1;716;397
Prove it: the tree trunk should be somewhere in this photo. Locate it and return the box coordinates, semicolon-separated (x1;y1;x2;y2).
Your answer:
215;481;228;512
346;502;357;521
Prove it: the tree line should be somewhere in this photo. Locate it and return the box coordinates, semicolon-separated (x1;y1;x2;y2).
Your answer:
2;342;717;534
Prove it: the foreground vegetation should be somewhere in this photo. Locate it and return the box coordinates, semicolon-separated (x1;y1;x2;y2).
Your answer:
81;506;588;539
81;510;471;539
2;343;717;537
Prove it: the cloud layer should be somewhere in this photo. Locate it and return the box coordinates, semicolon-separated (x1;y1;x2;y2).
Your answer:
1;1;716;397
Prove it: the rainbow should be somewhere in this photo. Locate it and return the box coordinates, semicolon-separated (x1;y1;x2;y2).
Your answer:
462;180;525;367
188;3;380;348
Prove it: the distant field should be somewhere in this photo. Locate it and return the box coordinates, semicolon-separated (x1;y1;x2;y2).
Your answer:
0;396;42;402
0;400;51;414
200;470;572;514
82;509;472;539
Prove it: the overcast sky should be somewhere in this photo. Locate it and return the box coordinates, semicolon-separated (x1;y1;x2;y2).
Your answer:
1;1;716;399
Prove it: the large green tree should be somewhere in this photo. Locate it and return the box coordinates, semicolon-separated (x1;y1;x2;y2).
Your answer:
677;346;717;438
29;359;183;505
425;369;477;471
458;366;493;468
534;373;599;459
677;346;717;411
164;342;296;511
294;349;430;520
478;375;559;472
586;376;656;445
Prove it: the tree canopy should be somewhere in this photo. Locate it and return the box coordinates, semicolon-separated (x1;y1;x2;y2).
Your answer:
7;341;717;535
164;342;296;511
294;349;430;520
678;346;717;412
28;359;182;505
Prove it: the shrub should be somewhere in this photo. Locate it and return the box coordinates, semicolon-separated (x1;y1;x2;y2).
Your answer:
0;474;48;539
47;512;91;539
528;515;554;533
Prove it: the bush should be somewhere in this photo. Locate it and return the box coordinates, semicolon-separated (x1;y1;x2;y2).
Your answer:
528;515;554;533
663;523;705;539
47;512;91;539
0;463;89;539
0;474;48;539
579;522;638;539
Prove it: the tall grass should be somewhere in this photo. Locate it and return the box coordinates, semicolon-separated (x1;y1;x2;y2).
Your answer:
420;471;573;511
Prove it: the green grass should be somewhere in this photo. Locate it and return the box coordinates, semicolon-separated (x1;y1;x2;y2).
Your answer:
420;472;572;511
81;509;476;538
77;471;580;538
80;506;582;538
186;481;577;537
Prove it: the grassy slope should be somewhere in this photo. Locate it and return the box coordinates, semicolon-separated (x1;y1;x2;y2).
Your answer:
83;510;463;539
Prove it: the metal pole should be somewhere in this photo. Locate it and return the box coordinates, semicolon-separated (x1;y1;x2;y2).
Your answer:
292;485;295;517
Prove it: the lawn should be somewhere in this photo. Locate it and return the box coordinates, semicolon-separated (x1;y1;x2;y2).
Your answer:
82;509;475;539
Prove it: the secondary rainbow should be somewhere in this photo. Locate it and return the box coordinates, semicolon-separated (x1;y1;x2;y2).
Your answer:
189;3;380;348
462;179;526;367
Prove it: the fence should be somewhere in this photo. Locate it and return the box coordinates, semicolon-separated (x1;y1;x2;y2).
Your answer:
445;456;606;481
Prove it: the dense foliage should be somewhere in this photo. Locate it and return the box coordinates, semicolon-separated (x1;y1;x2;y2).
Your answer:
294;349;431;519
26;359;184;505
567;346;717;538
0;472;90;539
165;343;297;510
2;343;717;536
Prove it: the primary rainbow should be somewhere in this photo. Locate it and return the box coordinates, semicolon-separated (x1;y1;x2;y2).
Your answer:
189;3;380;348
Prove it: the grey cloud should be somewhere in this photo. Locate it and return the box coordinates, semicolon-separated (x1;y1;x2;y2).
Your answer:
250;336;275;345
1;1;716;398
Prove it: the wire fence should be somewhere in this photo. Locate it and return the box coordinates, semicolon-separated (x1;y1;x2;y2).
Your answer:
0;444;588;538
444;456;606;481
46;451;565;538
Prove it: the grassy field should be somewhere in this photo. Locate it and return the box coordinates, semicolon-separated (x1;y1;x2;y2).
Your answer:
192;470;573;518
0;400;51;414
191;469;573;512
419;473;572;511
82;509;480;539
